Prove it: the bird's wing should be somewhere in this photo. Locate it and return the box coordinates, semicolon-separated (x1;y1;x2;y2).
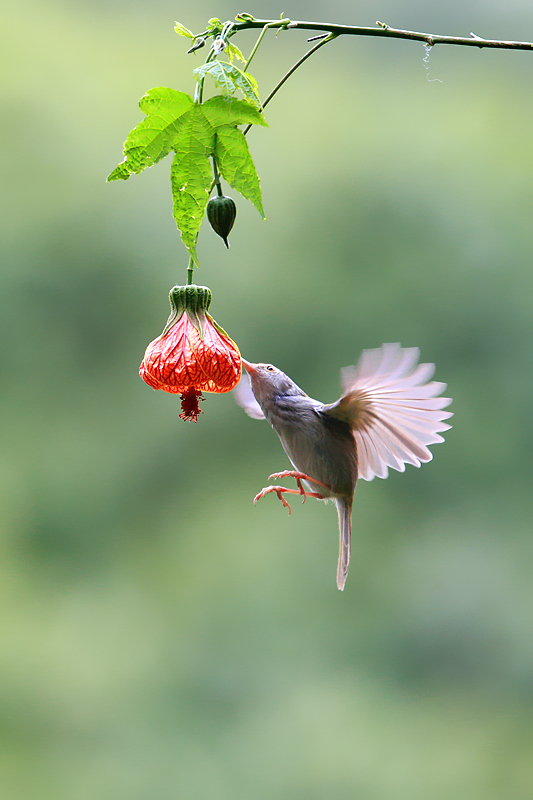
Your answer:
322;343;453;481
233;374;266;419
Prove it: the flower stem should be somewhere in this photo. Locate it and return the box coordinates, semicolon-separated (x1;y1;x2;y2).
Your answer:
212;156;223;197
193;41;219;104
243;20;289;72
243;33;337;136
194;78;203;104
187;256;194;285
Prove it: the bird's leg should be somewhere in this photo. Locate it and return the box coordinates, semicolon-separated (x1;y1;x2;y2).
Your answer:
268;470;331;489
267;470;331;504
253;471;327;515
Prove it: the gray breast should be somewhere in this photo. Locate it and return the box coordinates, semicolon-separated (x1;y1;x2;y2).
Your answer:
268;401;357;498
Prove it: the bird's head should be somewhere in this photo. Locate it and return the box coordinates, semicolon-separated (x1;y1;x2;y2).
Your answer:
241;358;304;406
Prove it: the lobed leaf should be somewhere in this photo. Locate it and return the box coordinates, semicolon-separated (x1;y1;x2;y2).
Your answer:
201;61;261;108
201;95;267;129
109;86;267;261
194;62;235;97
214;125;265;218
170;106;215;264
107;88;193;181
223;62;261;107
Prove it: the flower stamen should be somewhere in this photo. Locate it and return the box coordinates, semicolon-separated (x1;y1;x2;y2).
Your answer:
179;387;204;422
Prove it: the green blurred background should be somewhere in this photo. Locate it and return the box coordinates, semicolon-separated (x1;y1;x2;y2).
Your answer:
2;0;533;797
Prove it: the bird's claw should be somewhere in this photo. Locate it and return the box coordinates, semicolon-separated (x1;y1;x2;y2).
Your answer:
253;472;326;514
253;485;293;514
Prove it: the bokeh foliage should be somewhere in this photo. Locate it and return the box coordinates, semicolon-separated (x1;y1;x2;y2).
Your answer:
1;1;533;798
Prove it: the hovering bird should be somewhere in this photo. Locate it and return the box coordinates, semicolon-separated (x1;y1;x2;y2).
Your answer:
235;343;452;590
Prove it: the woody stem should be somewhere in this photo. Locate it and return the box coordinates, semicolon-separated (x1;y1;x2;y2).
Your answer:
232;16;533;51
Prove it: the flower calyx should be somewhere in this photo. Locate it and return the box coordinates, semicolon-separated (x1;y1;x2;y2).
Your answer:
163;284;213;339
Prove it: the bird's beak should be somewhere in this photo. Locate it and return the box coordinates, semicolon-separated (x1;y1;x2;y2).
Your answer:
241;357;257;375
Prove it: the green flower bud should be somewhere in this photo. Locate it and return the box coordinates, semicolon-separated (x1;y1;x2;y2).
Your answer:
207;195;237;248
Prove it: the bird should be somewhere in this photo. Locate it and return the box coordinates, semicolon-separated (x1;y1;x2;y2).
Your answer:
234;343;452;591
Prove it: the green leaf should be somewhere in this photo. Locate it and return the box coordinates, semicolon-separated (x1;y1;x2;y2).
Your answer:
207;18;222;34
195;60;261;108
225;42;245;63
194;62;235;97
170;106;215;265
174;22;194;38
107;88;193;180
214;126;265;218
109;88;267;263
201;95;267;128
222;62;261;107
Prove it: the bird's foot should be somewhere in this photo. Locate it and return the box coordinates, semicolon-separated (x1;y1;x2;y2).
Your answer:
267;470;331;504
254;475;326;515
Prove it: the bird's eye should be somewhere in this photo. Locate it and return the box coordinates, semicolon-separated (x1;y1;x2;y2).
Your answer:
266;365;275;372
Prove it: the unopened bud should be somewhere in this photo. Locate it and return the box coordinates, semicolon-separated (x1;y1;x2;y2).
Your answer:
187;37;206;54
206;195;237;248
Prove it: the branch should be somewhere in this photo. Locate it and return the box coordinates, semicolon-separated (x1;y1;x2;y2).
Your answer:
232;15;533;52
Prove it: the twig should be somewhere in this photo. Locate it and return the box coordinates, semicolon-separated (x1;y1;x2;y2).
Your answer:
232;16;533;51
242;33;337;136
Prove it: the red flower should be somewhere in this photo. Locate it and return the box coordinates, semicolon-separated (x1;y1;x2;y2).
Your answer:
140;285;241;421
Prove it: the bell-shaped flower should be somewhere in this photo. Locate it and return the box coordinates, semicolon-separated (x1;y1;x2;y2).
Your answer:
140;285;241;421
